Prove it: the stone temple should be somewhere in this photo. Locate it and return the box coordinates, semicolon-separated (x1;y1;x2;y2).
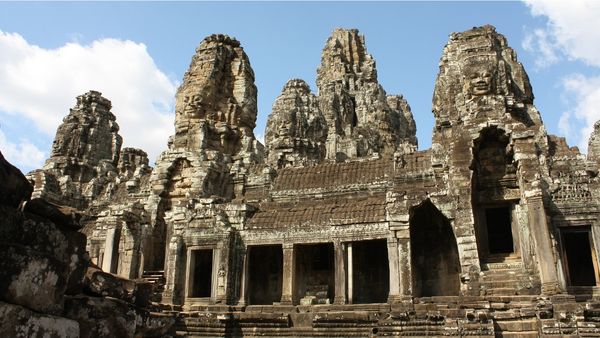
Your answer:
4;25;600;337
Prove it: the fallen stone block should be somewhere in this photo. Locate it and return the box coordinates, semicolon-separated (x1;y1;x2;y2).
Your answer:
0;204;88;295
0;244;68;314
0;151;33;208
0;301;79;338
64;295;136;338
24;198;83;230
84;265;151;307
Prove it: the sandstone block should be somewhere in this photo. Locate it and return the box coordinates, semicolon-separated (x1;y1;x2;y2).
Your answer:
0;244;68;314
0;151;33;208
0;301;79;338
64;295;136;338
83;265;151;307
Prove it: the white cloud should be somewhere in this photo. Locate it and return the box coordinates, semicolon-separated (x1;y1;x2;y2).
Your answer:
0;130;46;171
0;31;177;166
523;0;600;153
525;0;600;67
560;74;600;152
522;28;560;68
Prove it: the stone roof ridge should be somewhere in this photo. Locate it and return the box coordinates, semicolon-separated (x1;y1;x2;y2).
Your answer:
75;90;113;113
283;78;311;92
198;33;241;49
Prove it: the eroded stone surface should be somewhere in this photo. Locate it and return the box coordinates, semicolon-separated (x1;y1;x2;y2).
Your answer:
0;301;79;338
265;79;327;168
317;28;417;160
172;34;259;157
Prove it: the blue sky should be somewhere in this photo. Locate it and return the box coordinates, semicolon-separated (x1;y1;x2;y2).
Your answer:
1;1;599;172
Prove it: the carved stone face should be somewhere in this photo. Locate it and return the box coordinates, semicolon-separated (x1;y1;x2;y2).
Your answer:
182;94;202;118
466;68;493;96
277;120;293;139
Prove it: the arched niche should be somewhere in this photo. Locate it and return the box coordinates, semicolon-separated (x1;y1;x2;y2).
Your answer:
409;199;461;297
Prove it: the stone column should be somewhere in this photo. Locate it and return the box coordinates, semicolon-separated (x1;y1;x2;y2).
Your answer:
527;196;561;294
347;242;354;304
333;241;346;304
211;247;222;304
238;247;249;306
392;224;413;297
162;235;183;304
102;227;118;273
387;237;402;303
281;243;295;305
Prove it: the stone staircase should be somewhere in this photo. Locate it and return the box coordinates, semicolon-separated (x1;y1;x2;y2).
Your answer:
480;263;540;296
141;270;166;303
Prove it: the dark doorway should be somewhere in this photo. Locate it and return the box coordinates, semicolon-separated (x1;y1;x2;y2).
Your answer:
485;206;514;254
353;239;389;303
561;228;598;286
247;245;283;305
294;243;335;305
190;249;213;297
410;200;461;297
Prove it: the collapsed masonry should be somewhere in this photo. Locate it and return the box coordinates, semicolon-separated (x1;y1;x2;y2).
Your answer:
17;25;600;336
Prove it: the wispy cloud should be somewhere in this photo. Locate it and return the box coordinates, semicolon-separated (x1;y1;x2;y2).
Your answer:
0;31;177;169
523;0;600;153
0;129;46;171
522;28;560;69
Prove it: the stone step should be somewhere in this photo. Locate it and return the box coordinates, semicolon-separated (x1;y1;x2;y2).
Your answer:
486;287;518;296
143;270;165;275
481;279;520;289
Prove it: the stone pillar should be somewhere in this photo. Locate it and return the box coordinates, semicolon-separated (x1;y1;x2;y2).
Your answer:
162;235;183;304
333;241;346;304
211;247;222;304
387;237;402;303
347;242;354;304
527;196;561;294
237;247;249;306
102;227;118;273
393;224;413;297
281;243;295;305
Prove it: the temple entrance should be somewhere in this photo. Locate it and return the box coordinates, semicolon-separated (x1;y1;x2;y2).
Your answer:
294;243;335;305
352;239;389;303
410;200;461;297
471;127;520;263
247;245;283;305
485;205;515;255
561;227;599;286
189;249;213;298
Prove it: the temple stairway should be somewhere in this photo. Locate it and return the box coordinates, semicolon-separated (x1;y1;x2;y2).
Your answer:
141;270;166;303
479;262;540;296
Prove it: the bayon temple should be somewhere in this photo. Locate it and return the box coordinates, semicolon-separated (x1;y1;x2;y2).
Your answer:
4;25;600;337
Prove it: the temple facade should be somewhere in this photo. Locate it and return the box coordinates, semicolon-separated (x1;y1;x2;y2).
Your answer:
28;25;600;336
